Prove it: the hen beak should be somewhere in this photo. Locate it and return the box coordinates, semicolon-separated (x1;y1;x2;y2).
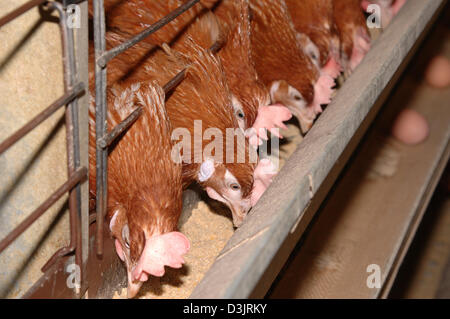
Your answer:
127;269;144;299
114;239;144;298
287;106;314;135
229;203;250;228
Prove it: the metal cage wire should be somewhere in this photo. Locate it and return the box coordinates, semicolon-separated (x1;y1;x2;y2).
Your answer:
0;0;87;295
1;0;218;298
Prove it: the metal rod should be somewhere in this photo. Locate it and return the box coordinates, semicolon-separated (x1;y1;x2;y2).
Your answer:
209;39;224;54
41;246;75;273
56;0;83;289
0;83;84;155
161;41;220;94
93;0;108;257
97;59;193;150
43;1;84;292
0;0;47;28
96;63;187;150
97;106;142;149
72;0;91;295
163;69;186;93
96;0;200;67
0;167;87;255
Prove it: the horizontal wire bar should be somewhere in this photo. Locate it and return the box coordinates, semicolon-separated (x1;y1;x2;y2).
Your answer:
0;0;47;28
0;82;85;155
97;67;187;149
96;0;200;67
161;41;221;92
0;167;88;255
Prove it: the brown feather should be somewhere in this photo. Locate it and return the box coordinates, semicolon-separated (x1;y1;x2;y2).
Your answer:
88;83;182;262
214;0;270;129
333;0;369;62
285;0;339;67
249;0;318;104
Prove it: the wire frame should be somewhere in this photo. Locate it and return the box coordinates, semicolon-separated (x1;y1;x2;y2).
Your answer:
0;0;87;296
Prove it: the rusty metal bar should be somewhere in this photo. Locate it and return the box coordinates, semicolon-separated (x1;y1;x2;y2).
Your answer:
96;57;198;150
160;41;221;94
0;0;47;28
96;0;200;67
95;67;185;150
93;0;108;257
96;63;189;150
209;39;224;54
0;82;84;155
97;107;142;149
163;69;186;93
74;0;91;296
57;1;83;281
0;167;87;255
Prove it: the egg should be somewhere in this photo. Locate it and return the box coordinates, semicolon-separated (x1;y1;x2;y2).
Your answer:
425;55;450;89
391;109;429;145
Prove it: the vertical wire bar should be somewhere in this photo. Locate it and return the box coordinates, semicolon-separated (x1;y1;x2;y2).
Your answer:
60;1;83;292
40;2;84;293
73;0;91;296
93;0;107;256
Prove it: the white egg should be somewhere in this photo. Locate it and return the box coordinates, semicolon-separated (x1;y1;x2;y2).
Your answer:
391;109;429;145
425;56;450;89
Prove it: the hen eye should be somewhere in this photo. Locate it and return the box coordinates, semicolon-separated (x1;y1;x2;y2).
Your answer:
122;225;130;249
294;95;302;101
236;110;245;119
230;183;241;191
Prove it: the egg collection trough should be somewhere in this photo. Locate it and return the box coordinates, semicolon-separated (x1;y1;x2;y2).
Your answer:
0;0;447;298
191;0;448;298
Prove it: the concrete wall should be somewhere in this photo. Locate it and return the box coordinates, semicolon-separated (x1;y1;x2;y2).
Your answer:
0;0;71;298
